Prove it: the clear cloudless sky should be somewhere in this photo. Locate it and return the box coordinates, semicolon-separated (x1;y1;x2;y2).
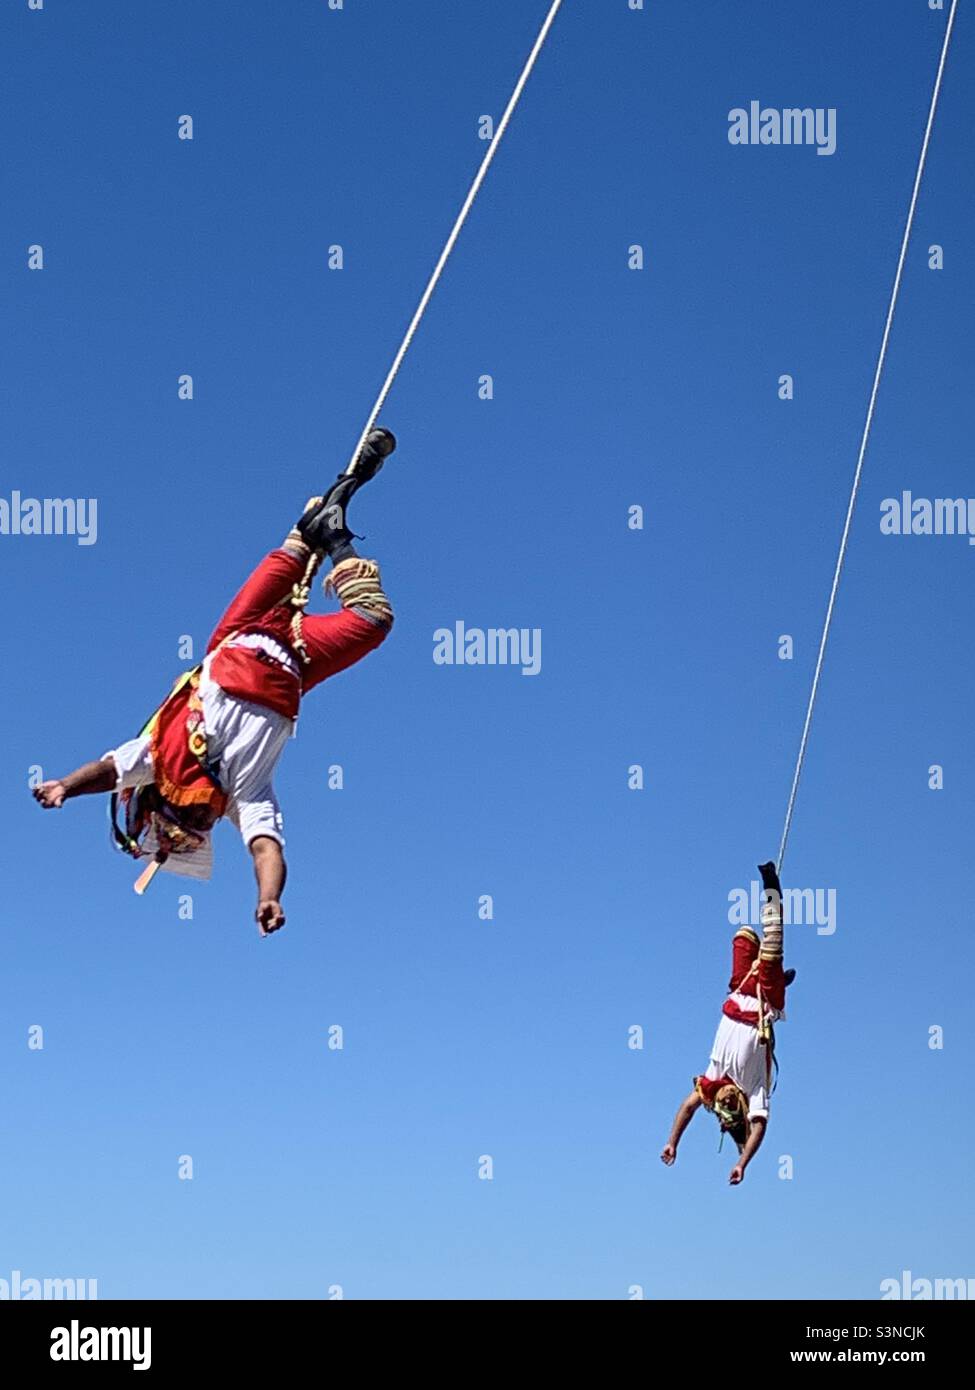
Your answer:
2;0;972;1300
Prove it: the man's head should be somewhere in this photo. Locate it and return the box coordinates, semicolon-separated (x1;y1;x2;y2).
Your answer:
113;784;218;860
150;795;215;854
712;1082;749;1151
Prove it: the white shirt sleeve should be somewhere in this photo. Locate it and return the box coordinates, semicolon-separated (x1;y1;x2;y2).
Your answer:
745;1085;769;1121
105;735;154;790
225;784;285;849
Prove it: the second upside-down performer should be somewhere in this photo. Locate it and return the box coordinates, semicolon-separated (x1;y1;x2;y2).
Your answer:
660;860;795;1185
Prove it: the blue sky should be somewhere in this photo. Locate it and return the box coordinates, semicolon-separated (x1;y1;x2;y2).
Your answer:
2;0;972;1300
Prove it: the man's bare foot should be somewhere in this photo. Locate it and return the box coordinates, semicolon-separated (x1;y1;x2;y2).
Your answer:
729;1163;746;1185
256;899;286;937
660;1143;677;1166
33;781;66;809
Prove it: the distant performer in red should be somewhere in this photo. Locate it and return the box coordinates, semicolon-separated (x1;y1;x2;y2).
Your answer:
32;429;397;937
660;861;795;1185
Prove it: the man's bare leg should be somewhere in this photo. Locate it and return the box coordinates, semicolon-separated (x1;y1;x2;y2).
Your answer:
33;757;118;809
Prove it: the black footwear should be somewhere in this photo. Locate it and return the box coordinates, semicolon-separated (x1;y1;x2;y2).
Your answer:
349;427;396;483
295;484;356;560
783;967;796;988
295;428;397;560
758;861;782;896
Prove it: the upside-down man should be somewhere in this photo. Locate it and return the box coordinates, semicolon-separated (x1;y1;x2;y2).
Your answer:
661;861;795;1184
32;429;397;937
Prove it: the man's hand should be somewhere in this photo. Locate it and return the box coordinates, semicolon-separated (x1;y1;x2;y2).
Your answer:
256;899;286;936
32;759;117;807
660;1092;701;1170
249;836;287;937
33;780;66;809
729;1116;766;1185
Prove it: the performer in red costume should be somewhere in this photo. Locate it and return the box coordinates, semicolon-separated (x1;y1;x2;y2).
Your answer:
32;429;397;937
660;861;796;1184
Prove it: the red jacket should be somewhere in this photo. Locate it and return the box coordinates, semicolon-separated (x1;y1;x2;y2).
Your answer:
205;549;385;720
723;926;786;1020
149;549;388;808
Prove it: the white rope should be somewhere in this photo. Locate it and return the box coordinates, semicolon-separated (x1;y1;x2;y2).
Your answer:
343;0;565;474
777;0;958;872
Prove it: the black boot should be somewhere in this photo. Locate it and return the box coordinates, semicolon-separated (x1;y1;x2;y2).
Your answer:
758;861;782;897
295;428;396;561
349;427;396;483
